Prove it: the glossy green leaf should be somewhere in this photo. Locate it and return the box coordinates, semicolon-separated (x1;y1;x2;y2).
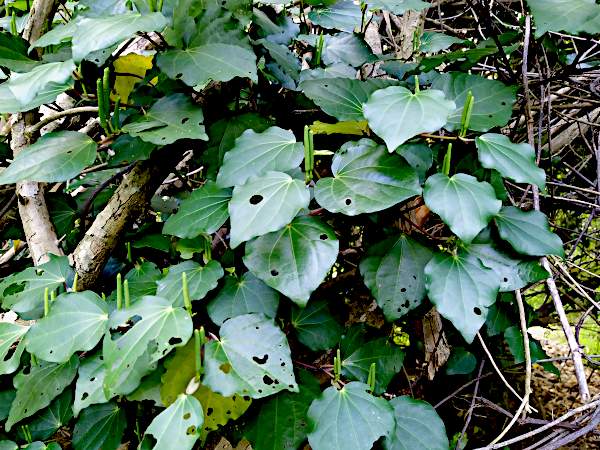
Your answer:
445;348;477;375
0;322;28;375
321;32;375;67
5;60;74;105
119;262;162;301
395;142;433;182
216;127;304;188
342;338;404;394
157;44;257;87
16;390;72;442
244;216;339;306
0;79;73;114
307;382;394;450
315;139;421;215
383;396;449;450
207;272;279;326
485;303;513;337
420;31;464;53
423;173;501;243
163;182;232;239
229;171;310;248
495;206;564;257
0;32;39;72
431;72;516;132
25;291;109;363
72;402;125;450
203;313;297;398
425;252;500;343
145;394;203;450
156;260;223;307
363;86;455;150
0;390;15;421
6;355;79;431
291;299;342;351
259;39;301;87
526;0;600;37
122;94;208;145
308;2;366;33
0;131;96;184
368;0;430;14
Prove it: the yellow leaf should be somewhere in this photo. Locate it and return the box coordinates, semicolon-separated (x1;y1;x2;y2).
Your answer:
310;120;369;135
112;54;153;103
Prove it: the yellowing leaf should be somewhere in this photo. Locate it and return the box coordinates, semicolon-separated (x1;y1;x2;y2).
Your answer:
310;120;369;135
112;53;153;103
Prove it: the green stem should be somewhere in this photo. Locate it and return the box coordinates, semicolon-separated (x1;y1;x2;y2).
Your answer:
126;241;132;263
124;279;130;309
304;125;311;183
50;290;56;302
116;273;123;310
97;78;108;132
334;348;341;383
182;272;192;316
194;327;205;380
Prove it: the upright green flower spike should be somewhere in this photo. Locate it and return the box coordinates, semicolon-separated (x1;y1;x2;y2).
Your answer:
334;348;341;383
10;11;17;36
50;290;57;302
72;272;79;292
116;273;123;310
304;125;314;183
315;32;324;67
194;327;205;380
97;78;108;133
43;287;50;317
182;272;192;316
367;362;376;392
124;279;131;309
459;90;475;137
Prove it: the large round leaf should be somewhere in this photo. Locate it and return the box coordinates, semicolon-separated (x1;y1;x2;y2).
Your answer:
244;216;339;306
156;260;224;307
203;313;297;399
0;131;96;184
207;272;279;326
306;382;394;450
228;171;310;248
363;86;455;151
0;323;29;375
425;252;500;343
145;394;203;450
423;173;501;243
314;139;421;215
25;291;109;363
216;127;304;188
72;402;125;450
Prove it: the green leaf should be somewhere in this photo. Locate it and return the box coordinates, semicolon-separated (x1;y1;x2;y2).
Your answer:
342;338;404;394
383;396;449;450
25;291;109;363
445;348;477;375
308;1;366;33
145;394;203;450
300;78;396;122
495;206;564;257
72;13;169;62
120;262;162;302
485;303;512;337
121;93;208;145
6;355;79;431
245;370;320;450
244;216;339;306
431;72;516;132
0;131;96;184
526;0;600;37
307;382;394;450
109;135;156;165
16;390;73;442
157;44;257;88
420;31;464;53
163;182;232;239
104;296;193;393
363;86;455;150
4;60;74;106
216;127;304;188
259;39;301;86
291;299;342;351
315;139;421;216
0;80;73;114
0;322;28;375
203;313;297;398
79;0;129;16
475;134;545;189
207;272;279;326
423;173;501;243
72;402;126;450
395;142;433;182
425;252;500;343
0;390;15;421
125;367;165;406
321;32;374;67
0;442;16;450
504;326;557;375
360;235;433;321
368;0;430;14
156;260;223;307
229;171;310;248
299;63;356;82
0;32;39;72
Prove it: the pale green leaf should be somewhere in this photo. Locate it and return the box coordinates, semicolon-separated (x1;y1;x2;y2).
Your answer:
526;0;600;37
368;0;429;14
0;322;29;375
395;142;433;182
420;31;464;53
5;60;74;105
145;394;203;450
156;260;223;307
0;80;73;114
308;1;366;33
320;33;375;67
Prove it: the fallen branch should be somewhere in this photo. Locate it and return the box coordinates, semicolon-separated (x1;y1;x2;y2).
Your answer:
27;106;99;134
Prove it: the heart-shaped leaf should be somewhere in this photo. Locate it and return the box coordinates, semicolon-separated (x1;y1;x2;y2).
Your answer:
156;260;223;307
72;402;126;450
145;394;203;450
423;173;501;243
0;323;29;375
315;139;421;215
291;299;342;351
307;382;395;450
16;390;72;442
229;171;310;248
244;216;339;306
363;86;455;150
203;313;297;398
216;127;304;187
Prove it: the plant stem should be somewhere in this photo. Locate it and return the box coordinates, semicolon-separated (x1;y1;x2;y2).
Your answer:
182;272;192;316
194;327;205;380
116;273;123;310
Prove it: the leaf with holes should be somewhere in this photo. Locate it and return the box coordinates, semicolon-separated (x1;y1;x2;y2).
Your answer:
156;260;223;307
16;390;72;442
216;127;304;187
4;60;74;106
368;0;430;14
425;252;500;343
424;173;501;243
163;182;232;239
228;171;310;248
25;291;109;363
244;216;339;306
307;382;394;450
383;396;449;450
6;355;79;431
291;299;342;351
121;94;208;145
495;206;564;257
526;0;600;37
157;44;257;88
308;1;367;33
431;72;517;132
207;272;279;326
0;322;29;375
0;131;96;184
315;139;421;215
72;402;126;450
144;394;203;450
363;86;455;150
203;314;297;398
